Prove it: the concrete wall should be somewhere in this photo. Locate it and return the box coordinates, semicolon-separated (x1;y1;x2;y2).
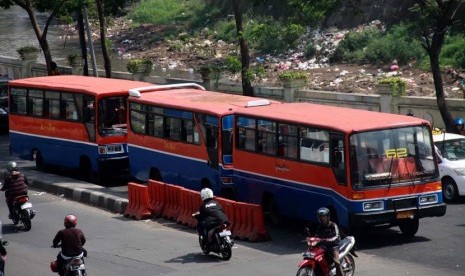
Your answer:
1;55;464;128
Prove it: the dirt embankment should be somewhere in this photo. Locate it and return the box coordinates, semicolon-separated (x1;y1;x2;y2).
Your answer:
103;18;465;99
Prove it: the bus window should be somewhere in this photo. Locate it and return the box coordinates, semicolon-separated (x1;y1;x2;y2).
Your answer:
62;93;79;121
98;96;127;136
83;96;95;142
28;90;43;117
257;120;276;155
45;91;60;119
10;88;27;115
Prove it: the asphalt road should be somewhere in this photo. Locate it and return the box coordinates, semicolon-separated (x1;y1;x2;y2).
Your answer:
0;133;464;275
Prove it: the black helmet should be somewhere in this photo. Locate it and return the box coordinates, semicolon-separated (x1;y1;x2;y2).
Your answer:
7;161;18;173
317;207;330;223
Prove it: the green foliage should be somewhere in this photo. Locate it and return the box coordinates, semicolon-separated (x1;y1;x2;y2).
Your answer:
287;0;339;27
16;45;39;55
378;77;406;96
212;20;238;43
67;53;81;66
126;58;153;74
129;0;205;25
225;55;242;74
440;35;465;69
332;24;424;66
245;18;305;54
278;71;308;81
244;66;266;82
304;43;317;59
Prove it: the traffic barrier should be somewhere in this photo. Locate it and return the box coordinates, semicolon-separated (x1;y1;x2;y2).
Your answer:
216;197;236;231
232;202;270;242
176;188;200;228
161;184;182;220
147;179;166;217
124;182;152;220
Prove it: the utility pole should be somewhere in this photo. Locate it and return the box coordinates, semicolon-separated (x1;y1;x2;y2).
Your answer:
82;4;98;77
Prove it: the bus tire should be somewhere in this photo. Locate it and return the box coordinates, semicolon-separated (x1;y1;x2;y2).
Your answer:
33;150;45;171
398;218;419;238
79;157;93;183
200;179;211;189
263;194;282;226
149;168;162;181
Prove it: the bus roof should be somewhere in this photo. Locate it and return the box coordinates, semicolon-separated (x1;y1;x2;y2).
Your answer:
8;75;153;96
235;102;430;133
130;88;281;115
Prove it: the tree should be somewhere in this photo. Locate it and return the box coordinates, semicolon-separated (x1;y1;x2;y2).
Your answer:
95;0;111;77
231;0;254;96
0;0;71;74
412;0;463;133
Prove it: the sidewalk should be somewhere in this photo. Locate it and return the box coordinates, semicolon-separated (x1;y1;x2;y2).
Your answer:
23;166;129;214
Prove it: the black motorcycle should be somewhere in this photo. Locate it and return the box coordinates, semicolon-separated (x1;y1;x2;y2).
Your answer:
192;212;234;260
11;195;35;231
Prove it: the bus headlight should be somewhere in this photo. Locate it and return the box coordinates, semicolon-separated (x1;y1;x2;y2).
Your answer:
363;201;384;211
419;194;438;205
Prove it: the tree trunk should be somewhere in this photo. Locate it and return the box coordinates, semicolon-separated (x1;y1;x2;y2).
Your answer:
96;0;111;78
22;0;54;74
231;0;254;96
77;10;89;76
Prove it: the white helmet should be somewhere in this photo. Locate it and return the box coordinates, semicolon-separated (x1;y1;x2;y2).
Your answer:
200;188;213;201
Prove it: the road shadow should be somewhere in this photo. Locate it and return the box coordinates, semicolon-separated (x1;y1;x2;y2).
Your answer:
165;252;227;264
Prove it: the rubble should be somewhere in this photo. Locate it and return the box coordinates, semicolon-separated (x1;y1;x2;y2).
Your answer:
104;17;464;99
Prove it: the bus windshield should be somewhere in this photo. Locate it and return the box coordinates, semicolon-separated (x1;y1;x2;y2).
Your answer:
98;96;127;136
350;126;437;188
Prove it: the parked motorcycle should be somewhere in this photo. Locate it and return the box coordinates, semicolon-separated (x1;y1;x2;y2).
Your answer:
192;212;234;260
50;244;87;276
11;195;35;231
297;234;357;276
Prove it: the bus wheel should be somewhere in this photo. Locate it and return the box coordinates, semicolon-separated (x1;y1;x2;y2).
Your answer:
33;150;44;171
149;168;162;181
79;158;93;182
398;218;419;238
442;178;459;202
263;194;282;226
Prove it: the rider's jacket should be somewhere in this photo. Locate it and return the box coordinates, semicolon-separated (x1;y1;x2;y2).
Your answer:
315;221;341;249
2;171;28;198
198;198;230;230
53;227;86;257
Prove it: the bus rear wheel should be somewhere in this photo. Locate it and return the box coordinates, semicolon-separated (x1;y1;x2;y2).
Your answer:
33;150;44;171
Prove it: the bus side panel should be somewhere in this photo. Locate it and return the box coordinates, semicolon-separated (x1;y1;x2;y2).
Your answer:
9;115;94;169
129;142;222;193
233;152;350;225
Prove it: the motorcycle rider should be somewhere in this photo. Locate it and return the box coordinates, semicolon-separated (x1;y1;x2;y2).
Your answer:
52;214;86;276
1;161;31;222
315;207;343;276
196;188;230;244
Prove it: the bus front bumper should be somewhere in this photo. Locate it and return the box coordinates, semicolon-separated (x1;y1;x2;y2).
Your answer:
98;156;129;176
349;203;447;228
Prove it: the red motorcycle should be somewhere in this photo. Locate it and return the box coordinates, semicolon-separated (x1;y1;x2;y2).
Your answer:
296;235;357;276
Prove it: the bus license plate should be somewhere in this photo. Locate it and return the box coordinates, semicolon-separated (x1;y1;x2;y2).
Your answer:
396;210;414;219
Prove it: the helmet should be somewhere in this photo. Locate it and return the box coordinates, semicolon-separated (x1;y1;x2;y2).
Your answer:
6;161;18;173
64;214;77;228
454;117;464;126
317;207;330;223
50;260;58;272
200;188;213;201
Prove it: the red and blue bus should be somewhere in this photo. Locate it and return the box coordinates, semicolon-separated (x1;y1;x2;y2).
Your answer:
8;75;153;182
127;84;277;197
233;102;446;236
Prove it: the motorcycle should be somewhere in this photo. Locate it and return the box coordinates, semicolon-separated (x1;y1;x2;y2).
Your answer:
192;212;234;261
50;244;87;276
11;195;35;231
297;234;357;276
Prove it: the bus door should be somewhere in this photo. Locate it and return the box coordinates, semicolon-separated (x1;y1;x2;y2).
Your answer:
330;133;346;185
196;113;219;169
83;96;95;142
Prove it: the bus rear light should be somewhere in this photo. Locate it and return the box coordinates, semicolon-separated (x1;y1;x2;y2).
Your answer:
351;192;365;199
221;177;233;184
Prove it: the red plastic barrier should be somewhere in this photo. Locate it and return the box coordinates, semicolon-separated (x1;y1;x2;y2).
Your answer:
124;182;152;220
216;197;236;231
176;189;200;228
161;184;182;220
147;179;166;217
232;202;270;242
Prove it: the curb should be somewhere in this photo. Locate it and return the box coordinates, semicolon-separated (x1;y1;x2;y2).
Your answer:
28;176;128;215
